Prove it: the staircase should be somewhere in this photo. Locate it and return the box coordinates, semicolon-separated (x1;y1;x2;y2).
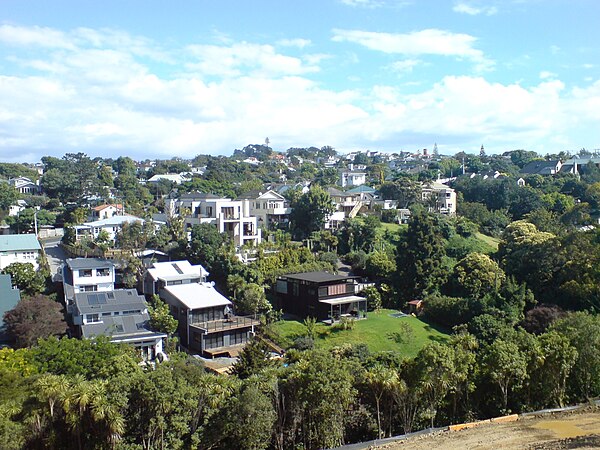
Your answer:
348;201;364;218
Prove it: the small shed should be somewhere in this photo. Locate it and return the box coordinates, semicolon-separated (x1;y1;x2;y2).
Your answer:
407;299;423;315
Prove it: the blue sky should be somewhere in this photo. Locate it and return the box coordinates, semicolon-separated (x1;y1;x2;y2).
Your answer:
0;0;599;162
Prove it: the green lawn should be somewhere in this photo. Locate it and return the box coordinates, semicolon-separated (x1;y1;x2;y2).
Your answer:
270;309;449;358
378;221;405;235
475;232;500;251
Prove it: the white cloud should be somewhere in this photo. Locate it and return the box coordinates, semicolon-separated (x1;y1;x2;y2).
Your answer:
185;42;320;77
453;2;498;16
276;38;311;49
332;28;494;71
0;24;74;49
390;59;422;73
539;71;557;79
339;0;385;8
0;24;598;161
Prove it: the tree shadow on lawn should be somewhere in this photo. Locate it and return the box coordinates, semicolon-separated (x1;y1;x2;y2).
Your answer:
418;317;451;337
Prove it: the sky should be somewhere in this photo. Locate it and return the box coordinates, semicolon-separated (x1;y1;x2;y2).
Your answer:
0;0;599;162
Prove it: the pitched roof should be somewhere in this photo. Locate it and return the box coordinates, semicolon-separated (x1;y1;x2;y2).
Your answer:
80;311;166;341
82;214;144;227
520;160;560;175
74;289;145;315
0;234;41;252
92;204;123;211
164;282;231;310
346;185;376;194
326;187;346;197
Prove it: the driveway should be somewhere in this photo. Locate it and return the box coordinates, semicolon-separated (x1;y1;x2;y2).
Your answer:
41;237;67;281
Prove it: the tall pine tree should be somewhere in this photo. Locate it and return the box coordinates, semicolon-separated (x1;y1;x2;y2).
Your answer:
396;211;446;300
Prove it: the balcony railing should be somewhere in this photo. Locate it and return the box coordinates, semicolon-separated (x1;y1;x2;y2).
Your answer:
191;315;259;332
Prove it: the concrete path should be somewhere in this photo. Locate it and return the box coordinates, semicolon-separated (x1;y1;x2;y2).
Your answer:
41;237;67;281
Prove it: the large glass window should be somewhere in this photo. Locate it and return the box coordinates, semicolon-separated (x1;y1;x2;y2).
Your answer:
204;332;224;349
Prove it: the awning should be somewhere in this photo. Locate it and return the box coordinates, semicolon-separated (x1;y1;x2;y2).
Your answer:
319;295;366;306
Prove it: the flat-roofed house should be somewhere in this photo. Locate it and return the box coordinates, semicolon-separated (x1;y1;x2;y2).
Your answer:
275;271;367;323
62;258;115;312
170;192;261;248
160;282;259;357
72;289;166;361
142;260;209;296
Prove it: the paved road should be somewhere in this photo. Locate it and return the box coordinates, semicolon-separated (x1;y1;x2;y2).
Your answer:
41;237;67;281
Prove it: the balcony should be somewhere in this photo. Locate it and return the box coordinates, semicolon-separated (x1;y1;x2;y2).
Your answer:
190;315;259;333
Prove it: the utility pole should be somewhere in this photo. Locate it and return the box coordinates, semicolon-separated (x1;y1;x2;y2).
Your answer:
34;209;38;236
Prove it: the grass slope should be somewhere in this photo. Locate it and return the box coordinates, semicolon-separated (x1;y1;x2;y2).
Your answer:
271;309;449;358
475;232;500;251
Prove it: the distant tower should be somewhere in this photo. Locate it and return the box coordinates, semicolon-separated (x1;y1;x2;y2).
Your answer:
480;144;486;157
433;143;439;156
265;137;270;148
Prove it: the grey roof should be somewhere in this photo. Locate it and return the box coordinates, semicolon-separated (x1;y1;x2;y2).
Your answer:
326;187;346;197
520;160;560;175
151;213;168;223
0;234;41;252
66;258;114;270
81;311;166;341
281;271;356;283
74;289;145;315
236;189;262;200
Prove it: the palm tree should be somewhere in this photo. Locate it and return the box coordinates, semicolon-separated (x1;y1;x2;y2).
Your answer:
365;365;399;439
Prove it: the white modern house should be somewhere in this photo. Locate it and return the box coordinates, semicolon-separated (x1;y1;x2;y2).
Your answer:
142;258;259;357
72;289;167;361
170;192;261;247
74;215;145;241
236;190;291;229
0;234;41;271
340;171;367;188
160;281;259;357
142;260;209;296
62;258;116;312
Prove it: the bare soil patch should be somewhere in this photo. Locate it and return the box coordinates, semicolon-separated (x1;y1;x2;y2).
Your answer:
376;408;600;450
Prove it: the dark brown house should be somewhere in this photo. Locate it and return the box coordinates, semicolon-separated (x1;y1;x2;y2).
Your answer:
275;271;367;322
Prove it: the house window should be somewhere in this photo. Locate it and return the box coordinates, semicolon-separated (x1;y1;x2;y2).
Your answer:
86;314;100;323
81;285;97;292
96;268;110;276
328;284;346;296
204;332;224;349
79;269;93;277
230;330;247;345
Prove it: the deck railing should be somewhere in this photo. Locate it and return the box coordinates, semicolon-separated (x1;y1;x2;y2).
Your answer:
191;315;259;332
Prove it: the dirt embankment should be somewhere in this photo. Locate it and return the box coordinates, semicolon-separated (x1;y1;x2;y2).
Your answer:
376;408;600;450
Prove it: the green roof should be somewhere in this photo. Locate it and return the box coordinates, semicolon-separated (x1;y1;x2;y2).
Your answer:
0;234;41;252
346;185;376;194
